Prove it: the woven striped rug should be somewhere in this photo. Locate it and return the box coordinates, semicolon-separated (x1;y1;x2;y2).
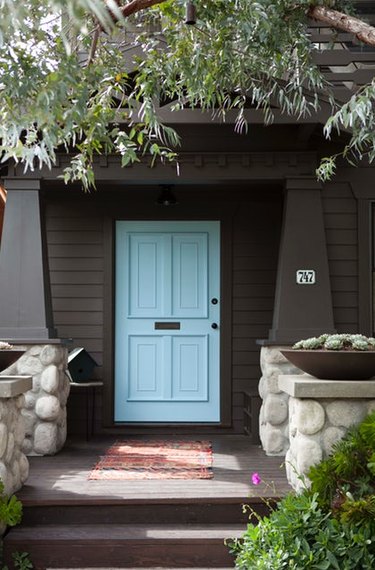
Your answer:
88;440;213;480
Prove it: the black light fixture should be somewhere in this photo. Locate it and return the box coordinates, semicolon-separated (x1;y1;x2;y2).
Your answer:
185;2;197;25
156;185;178;206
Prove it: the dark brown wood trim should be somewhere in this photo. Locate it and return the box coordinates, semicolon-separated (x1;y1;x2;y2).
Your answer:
10;151;318;183
102;217;115;427
220;217;233;427
358;199;372;335
101;203;234;429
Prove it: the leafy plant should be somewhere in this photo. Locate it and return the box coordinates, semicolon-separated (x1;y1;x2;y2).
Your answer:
0;482;32;570
1;551;33;570
230;411;375;569
231;492;375;569
308;411;375;526
0;483;22;528
293;333;375;351
12;552;33;570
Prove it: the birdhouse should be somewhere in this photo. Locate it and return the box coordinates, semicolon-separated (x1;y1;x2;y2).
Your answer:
67;348;97;383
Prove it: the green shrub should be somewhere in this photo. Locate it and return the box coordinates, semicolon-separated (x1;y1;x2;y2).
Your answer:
0;482;22;528
309;411;375;525
230;411;375;569
231;493;375;569
0;482;30;570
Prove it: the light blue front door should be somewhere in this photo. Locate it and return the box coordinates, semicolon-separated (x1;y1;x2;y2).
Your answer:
115;221;220;422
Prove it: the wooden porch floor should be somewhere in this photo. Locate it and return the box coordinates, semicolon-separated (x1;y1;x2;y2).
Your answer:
17;436;291;505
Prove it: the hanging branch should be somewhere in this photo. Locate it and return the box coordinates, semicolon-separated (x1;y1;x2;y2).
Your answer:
106;0;168;21
87;23;101;66
89;0;168;64
308;5;375;48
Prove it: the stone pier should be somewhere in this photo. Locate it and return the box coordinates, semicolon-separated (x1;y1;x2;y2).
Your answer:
279;375;375;492
258;346;301;455
0;376;32;496
1;344;70;456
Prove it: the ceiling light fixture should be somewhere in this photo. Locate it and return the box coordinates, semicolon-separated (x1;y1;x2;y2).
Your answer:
156;185;178;206
185;2;197;25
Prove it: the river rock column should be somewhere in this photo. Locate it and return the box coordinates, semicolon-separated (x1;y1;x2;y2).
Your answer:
1;344;70;455
258;346;302;455
0;391;30;496
279;375;375;492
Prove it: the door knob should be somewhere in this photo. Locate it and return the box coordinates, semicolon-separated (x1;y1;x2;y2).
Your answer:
211;298;218;305
211;323;218;329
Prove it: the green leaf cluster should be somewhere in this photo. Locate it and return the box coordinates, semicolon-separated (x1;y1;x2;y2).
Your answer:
230;411;375;569
309;410;375;524
0;481;22;528
231;492;375;569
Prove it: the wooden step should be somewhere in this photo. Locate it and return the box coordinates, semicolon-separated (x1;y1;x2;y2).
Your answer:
3;524;242;569
20;499;271;526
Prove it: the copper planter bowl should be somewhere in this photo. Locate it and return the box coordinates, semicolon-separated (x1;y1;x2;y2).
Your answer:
0;350;24;372
281;349;375;380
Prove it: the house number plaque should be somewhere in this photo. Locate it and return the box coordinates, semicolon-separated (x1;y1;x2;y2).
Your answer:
296;269;316;284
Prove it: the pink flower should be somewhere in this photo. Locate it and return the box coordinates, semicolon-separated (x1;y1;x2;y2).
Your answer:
251;472;262;485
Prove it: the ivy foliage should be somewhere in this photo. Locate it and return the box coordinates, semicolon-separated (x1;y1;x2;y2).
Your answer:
0;1;371;189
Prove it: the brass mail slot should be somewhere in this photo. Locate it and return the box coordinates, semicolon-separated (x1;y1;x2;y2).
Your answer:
154;322;181;330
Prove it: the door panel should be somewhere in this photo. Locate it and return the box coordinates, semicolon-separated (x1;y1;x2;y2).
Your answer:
127;336;163;400
115;221;220;422
172;335;208;401
128;234;165;317
171;234;208;317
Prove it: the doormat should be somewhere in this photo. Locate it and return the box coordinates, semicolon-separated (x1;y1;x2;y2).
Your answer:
88;440;213;480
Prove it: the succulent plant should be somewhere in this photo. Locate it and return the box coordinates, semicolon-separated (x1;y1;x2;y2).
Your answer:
293;333;375;351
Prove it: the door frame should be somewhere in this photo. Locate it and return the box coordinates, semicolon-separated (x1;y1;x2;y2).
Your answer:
102;209;233;430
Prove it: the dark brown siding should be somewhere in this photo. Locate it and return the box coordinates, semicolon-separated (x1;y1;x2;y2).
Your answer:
322;184;359;333
46;182;362;435
47;210;105;378
45;188;282;435
231;199;281;432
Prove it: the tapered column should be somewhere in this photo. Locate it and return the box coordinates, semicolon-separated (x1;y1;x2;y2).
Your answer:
0;178;56;339
268;177;335;343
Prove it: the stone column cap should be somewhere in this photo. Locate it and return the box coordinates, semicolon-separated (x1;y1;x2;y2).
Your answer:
0;375;32;397
279;374;375;398
2;338;72;345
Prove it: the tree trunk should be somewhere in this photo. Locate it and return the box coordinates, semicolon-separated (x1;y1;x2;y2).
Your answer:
308;5;375;48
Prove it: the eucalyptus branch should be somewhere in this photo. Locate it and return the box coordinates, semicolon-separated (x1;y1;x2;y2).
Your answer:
87;23;101;65
308;5;375;48
103;0;168;26
119;0;168;18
